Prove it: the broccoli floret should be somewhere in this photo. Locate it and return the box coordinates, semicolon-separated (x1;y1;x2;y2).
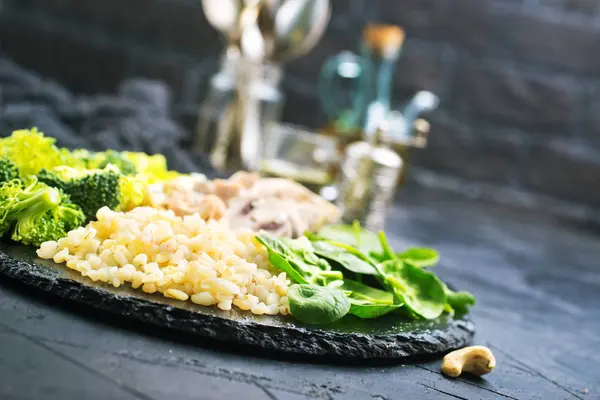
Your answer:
65;149;137;175
0;178;86;246
38;166;121;221
94;150;137;176
122;151;181;182
69;168;120;220
0;157;19;184
52;198;86;232
18;197;86;245
37;168;68;192
0;128;67;177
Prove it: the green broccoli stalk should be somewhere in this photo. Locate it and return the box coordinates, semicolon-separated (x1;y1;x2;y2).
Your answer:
10;185;63;244
0;179;86;246
18;199;86;246
38;165;121;221
0;157;19;184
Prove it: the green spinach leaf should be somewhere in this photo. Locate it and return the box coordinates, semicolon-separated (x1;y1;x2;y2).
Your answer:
378;260;446;320
288;284;351;325
444;285;476;315
397;248;439;267
340;280;401;319
256;235;343;286
311;241;378;275
349;303;400;319
318;224;381;254
370;247;439;268
377;231;396;260
259;226;475;323
373;232;439;267
340;279;395;305
368;251;390;264
255;235;308;284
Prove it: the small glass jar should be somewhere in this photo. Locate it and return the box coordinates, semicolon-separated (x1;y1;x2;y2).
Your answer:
260;123;339;193
336;130;403;232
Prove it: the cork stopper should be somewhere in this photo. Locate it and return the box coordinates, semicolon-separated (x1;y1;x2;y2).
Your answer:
362;24;405;58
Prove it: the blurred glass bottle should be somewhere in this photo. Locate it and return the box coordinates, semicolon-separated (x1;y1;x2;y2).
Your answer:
193;47;239;156
317;25;439;201
318;24;405;145
193;50;284;173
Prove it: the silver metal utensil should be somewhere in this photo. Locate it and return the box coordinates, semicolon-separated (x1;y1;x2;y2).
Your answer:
197;0;331;173
201;0;245;47
256;0;331;63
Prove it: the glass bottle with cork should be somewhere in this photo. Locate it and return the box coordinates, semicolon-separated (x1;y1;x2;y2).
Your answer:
318;24;405;148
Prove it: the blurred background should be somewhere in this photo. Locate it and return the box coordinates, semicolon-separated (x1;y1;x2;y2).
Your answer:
0;0;598;228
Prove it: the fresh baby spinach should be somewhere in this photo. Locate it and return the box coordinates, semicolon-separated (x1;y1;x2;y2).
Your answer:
318;223;381;254
287;284;351;325
255;235;309;284
256;235;343;287
370;247;440;268
377;260;447;320
444;285;476;315
257;221;476;325
397;248;439;267
340;279;395;305
311;240;378;275
374;231;439;268
349;303;401;319
340;279;401;319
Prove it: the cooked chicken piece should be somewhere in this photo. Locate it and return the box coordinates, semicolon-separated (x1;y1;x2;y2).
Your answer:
168;191;227;219
252;179;340;223
252;204;294;238
191;172;258;204
146;172;339;236
227;196;255;217
193;180;214;195
246;178;314;202
292;202;333;234
196;194;227;220
164;175;206;194
228;197;295;237
227;192;337;238
229;171;260;189
214;179;243;203
167;190;202;216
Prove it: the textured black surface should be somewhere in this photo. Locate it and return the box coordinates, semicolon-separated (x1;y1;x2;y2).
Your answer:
0;243;474;360
0;187;598;399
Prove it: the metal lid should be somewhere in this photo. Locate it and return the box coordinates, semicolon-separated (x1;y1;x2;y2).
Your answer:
345;141;402;170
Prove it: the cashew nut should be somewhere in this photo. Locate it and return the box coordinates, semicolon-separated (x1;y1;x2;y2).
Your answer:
441;346;496;378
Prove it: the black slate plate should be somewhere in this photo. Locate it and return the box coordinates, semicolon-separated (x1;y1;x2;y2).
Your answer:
0;242;475;359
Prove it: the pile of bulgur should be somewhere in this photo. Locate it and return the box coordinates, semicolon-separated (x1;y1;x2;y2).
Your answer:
37;206;290;315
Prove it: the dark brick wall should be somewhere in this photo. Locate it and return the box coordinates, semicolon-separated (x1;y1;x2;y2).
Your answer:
0;0;599;212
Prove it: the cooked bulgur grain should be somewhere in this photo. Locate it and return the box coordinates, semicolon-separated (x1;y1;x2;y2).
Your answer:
37;207;290;315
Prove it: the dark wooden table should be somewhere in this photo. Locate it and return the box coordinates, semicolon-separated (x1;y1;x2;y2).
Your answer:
0;187;598;400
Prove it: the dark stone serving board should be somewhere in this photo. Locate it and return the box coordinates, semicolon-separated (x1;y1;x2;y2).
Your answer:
0;242;475;359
